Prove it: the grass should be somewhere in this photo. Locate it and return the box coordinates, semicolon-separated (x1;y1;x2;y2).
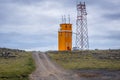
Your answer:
48;51;120;70
0;51;35;80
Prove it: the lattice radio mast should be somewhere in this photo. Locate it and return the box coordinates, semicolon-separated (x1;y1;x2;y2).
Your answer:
76;2;89;50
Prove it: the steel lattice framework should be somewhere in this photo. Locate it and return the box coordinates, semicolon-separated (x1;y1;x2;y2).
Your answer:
76;2;89;50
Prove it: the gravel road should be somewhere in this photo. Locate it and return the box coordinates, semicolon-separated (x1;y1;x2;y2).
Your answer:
29;52;79;80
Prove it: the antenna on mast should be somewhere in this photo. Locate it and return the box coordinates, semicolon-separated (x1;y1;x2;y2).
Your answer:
62;15;64;23
68;15;70;23
64;15;66;23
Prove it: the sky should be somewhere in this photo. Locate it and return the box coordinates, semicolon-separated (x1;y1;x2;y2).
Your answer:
0;0;120;51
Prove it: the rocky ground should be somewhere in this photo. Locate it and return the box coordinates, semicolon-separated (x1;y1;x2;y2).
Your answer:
76;70;120;80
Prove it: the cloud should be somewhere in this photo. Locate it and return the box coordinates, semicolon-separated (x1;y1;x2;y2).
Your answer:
106;31;120;40
0;32;57;49
103;13;120;20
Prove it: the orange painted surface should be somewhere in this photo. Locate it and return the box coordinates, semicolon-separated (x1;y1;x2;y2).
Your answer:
58;24;72;51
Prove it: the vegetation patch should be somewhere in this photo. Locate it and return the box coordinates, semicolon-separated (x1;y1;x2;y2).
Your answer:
48;50;120;70
0;48;35;80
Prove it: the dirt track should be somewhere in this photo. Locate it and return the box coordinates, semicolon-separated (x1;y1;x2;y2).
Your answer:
29;52;79;80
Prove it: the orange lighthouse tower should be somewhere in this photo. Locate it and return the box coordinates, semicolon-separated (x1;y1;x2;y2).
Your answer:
58;17;72;51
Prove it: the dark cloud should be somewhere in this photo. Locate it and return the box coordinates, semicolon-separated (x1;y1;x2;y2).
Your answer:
90;30;120;40
0;0;42;4
103;13;120;20
0;32;57;49
106;31;120;40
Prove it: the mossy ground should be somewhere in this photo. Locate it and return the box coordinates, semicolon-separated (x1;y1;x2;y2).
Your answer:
0;52;35;80
48;50;120;70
